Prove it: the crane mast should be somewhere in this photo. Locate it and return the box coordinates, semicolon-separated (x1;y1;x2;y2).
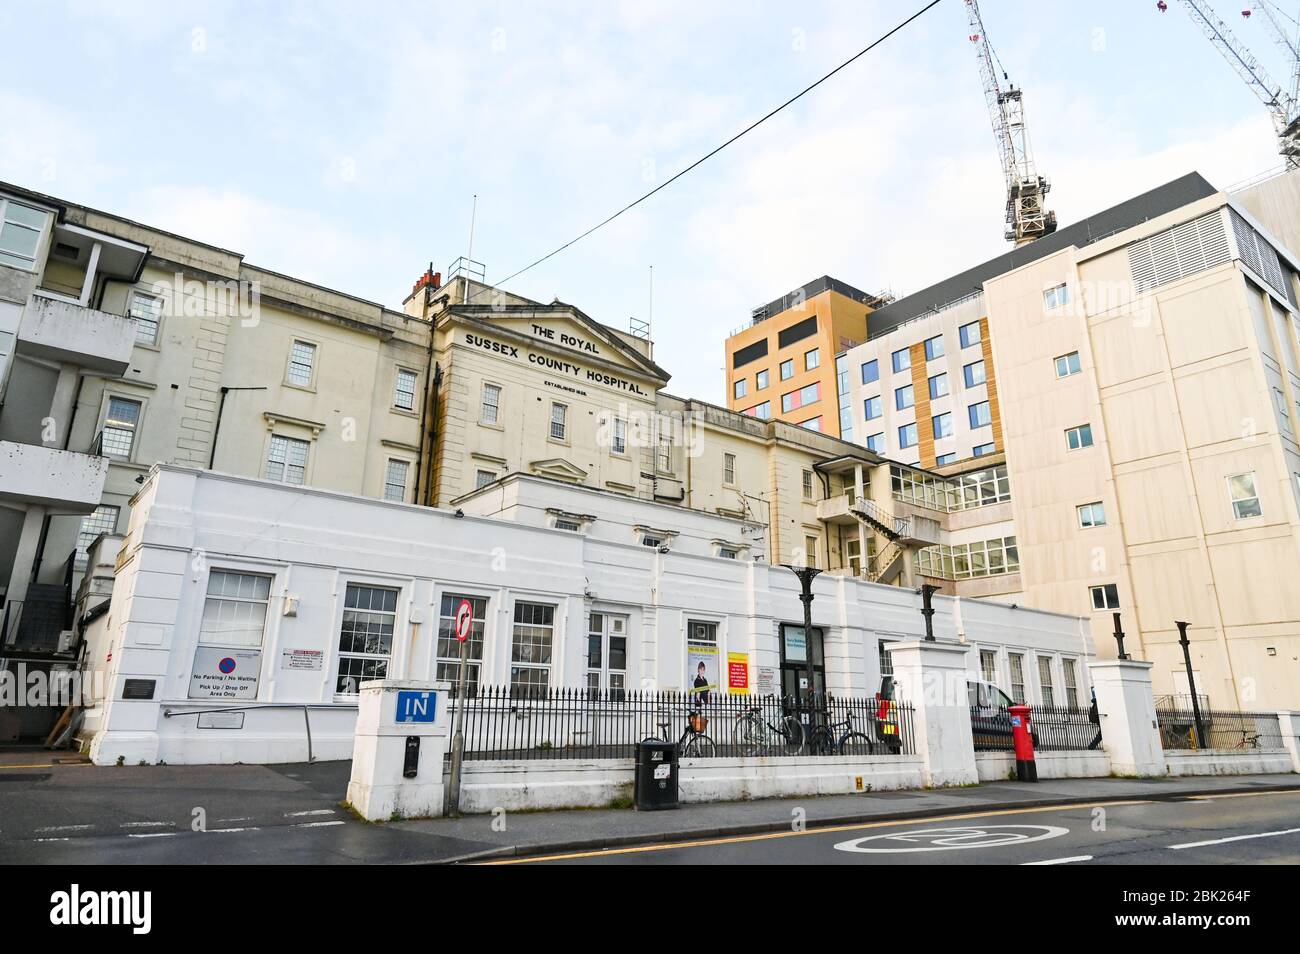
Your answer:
1165;0;1300;168
965;0;1056;245
1248;1;1300;113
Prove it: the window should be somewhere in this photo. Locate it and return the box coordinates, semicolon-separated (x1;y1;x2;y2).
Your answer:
878;639;895;679
932;412;953;439
802;469;814;499
779;358;794;380
1054;352;1081;378
800;416;822;432
899;422;918;448
1043;283;1069;311
864;395;882;420
972;442;995;457
511;601;555;694
963;360;986;388
1063;659;1080;709
641;534;664;548
129;292;162;346
861;359;879;385
1274;388;1292;433
550;402;567;440
75;505;119;568
935;452;956;465
199;570;272;648
587;613;628;696
1008;653;1026;703
723;452;736;484
0;197;48;270
554;517;582;532
866;432;885;454
980;649;997;684
335;584;398;695
959;321;981;349
746;401;772;420
383;459;409;502
734;378;747;400
924;335;944;361
805;347;820;371
756;369;769;390
928;373;949;399
475;469;496;489
657;435;672;472
287;340;316;387
393;369;418;411
718;546;739;560
437;594;487;691
611;417;627;455
895;385;914;410
804;535;819;568
480;382;501;424
782;382;820;413
1077;502;1106;528
101;397;141;459
891;348;910;373
968;401;991;429
1227;473;1262;519
1090;584;1120;610
1065;424;1094;450
1037;656;1056;708
265;434;309;485
916;536;1019;580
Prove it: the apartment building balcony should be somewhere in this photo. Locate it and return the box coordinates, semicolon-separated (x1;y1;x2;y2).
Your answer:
15;294;136;376
0;440;109;512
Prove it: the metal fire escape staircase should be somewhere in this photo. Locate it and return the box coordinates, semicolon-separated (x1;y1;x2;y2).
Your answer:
849;497;911;585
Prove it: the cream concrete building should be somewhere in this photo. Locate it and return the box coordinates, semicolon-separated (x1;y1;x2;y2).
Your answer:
839;170;1300;710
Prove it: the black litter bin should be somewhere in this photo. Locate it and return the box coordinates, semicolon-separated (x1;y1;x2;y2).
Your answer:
634;739;679;811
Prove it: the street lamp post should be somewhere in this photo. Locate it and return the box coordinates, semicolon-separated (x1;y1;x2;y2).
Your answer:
782;564;822;711
1111;612;1130;660
919;584;939;641
1175;621;1207;750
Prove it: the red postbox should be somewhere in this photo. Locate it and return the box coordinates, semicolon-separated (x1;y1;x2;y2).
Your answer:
1008;704;1037;783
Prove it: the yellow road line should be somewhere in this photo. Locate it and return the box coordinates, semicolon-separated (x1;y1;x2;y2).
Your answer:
477;798;1154;865
1189;788;1300;801
0;762;92;770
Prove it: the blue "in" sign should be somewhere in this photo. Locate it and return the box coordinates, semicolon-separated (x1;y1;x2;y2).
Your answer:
396;690;436;723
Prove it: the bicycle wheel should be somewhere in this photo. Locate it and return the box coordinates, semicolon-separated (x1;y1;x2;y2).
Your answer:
806;726;832;756
732;713;764;755
682;734;716;758
837;732;876;757
778;715;805;754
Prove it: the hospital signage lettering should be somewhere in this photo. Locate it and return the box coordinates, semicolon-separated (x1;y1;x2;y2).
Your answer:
464;332;647;395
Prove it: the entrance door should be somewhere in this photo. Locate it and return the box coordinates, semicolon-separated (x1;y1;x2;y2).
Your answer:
779;624;825;700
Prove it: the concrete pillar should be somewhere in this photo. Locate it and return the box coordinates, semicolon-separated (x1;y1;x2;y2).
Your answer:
48;364;80;438
1088;659;1165;777
347;680;450;821
1277;711;1300;774
3;505;46;611
887;639;977;787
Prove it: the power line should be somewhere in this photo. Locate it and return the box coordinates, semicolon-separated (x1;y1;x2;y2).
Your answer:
466;0;945;304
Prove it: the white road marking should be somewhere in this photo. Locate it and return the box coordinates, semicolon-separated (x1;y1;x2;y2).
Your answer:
1023;855;1093;865
215;817;252;823
1169;827;1300;850
285;809;336;817
35;824;93;833
120;821;172;829
209;827;260;834
836;825;1069;854
34;837;70;843
293;820;345;828
128;832;180;839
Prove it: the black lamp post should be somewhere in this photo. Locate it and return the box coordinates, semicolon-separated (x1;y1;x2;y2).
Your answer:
919;583;939;641
1111;612;1130;660
783;564;822;710
1175;621;1207;750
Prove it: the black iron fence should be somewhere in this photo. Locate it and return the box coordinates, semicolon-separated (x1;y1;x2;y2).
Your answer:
970;704;1101;752
445;686;915;761
1156;707;1285;751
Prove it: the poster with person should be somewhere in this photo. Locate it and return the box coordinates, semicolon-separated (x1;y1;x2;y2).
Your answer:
686;620;720;705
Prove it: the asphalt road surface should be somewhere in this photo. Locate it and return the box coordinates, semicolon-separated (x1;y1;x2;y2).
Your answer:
489;789;1300;865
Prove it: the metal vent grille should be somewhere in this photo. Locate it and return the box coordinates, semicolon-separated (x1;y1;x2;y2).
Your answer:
1229;209;1290;302
1126;210;1230;294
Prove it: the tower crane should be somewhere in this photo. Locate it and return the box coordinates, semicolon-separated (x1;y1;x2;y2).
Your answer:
965;0;1057;246
1159;0;1300;168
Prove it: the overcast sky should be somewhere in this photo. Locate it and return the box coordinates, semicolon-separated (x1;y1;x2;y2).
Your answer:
1;1;1287;400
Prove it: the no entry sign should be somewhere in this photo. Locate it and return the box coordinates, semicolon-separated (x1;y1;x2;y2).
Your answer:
454;599;474;642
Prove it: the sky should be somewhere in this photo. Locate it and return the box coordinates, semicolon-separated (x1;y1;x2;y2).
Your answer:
0;1;1289;401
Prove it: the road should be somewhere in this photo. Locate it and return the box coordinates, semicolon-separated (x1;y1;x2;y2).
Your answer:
489;789;1300;865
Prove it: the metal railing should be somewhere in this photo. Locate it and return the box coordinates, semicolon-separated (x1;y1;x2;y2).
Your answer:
970;704;1101;753
446;686;915;761
1156;708;1285;752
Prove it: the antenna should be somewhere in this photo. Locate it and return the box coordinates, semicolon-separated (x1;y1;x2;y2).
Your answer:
467;194;478;262
629;264;653;342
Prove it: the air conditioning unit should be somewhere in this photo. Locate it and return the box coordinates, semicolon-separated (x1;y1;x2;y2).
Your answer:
56;630;77;654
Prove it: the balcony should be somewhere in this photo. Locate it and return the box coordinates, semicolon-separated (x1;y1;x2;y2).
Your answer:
0;441;109;512
16;295;135;376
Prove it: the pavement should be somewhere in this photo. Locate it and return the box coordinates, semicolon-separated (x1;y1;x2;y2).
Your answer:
0;754;1297;864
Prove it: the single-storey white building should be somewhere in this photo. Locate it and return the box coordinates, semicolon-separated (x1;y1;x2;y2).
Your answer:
78;465;1095;765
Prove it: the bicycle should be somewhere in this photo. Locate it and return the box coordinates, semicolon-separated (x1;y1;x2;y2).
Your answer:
732;701;805;755
645;709;717;757
1231;729;1261;749
805;708;876;756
